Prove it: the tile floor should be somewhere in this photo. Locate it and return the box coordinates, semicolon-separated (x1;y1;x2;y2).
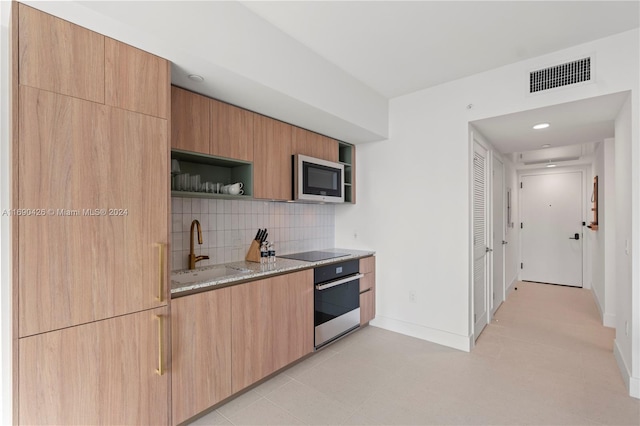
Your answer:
189;282;640;425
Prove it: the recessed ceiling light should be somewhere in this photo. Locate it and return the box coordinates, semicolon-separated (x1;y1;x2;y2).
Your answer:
546;164;556;168
188;74;204;82
533;123;550;130
541;144;551;148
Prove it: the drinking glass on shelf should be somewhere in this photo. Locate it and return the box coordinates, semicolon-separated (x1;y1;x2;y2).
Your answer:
171;159;181;175
177;173;189;191
191;175;201;192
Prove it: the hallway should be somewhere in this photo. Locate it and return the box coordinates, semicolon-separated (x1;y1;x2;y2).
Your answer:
476;281;638;425
190;281;639;425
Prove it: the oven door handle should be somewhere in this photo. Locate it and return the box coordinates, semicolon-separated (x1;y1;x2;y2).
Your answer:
315;273;364;291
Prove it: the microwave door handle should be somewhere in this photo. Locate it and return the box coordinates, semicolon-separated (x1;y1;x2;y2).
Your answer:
315;274;364;291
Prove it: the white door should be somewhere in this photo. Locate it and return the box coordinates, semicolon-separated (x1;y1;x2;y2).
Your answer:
473;141;489;338
520;171;583;287
491;156;505;316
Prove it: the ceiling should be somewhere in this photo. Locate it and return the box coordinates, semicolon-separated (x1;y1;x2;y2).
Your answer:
241;1;639;98
241;0;636;162
471;91;630;158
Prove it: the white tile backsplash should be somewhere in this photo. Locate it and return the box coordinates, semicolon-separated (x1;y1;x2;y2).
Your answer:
170;198;335;271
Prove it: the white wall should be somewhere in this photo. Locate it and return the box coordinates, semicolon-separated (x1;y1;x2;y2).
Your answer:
336;29;639;363
0;1;12;423
590;143;605;307
603;139;617;326
503;156;520;293
613;96;640;397
590;139;616;328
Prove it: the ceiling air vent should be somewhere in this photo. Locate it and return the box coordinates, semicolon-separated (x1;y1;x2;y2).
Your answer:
530;57;591;93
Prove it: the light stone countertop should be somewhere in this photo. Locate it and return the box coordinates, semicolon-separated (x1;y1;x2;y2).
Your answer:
171;248;375;297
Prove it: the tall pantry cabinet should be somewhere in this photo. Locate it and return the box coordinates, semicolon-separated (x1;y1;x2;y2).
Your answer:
12;4;171;424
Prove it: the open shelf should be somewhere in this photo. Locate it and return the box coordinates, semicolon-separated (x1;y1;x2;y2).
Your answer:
171;149;253;197
338;142;355;203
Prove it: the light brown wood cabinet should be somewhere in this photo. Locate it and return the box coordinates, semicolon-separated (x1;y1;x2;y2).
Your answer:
18;86;168;337
14;5;171;424
359;256;376;325
231;270;314;392
253;115;293;200
211;99;255;162
292;126;338;162
105;38;170;119
170;86;354;201
172;288;232;425
18;3;105;103
19;307;170;425
171;86;210;153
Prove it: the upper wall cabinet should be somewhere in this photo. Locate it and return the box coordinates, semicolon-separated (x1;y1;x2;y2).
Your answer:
18;3;105;103
171;86;255;163
211;99;255;162
171;86;210;153
18;4;170;119
253;115;292;201
292;127;338;163
105;38;170;119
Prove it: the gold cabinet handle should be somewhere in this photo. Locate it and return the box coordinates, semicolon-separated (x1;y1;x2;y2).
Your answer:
157;243;165;302
155;315;165;376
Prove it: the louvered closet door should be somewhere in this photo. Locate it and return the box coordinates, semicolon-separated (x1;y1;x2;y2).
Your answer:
473;141;489;339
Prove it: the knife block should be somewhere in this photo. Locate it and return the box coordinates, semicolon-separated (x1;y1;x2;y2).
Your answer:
245;240;261;263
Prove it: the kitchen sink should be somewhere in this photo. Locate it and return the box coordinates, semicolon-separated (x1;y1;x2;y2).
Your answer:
171;266;253;285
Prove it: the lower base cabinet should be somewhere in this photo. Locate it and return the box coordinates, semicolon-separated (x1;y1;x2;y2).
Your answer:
18;306;169;425
231;270;314;393
171;287;232;425
360;287;376;325
359;256;376;325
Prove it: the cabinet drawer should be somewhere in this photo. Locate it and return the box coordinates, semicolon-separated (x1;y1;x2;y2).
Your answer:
359;271;375;293
360;288;375;325
359;256;375;275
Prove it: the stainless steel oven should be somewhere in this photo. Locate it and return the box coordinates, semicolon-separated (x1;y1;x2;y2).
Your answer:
314;259;362;349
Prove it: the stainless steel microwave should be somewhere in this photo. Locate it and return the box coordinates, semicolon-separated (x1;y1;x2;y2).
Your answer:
293;154;344;203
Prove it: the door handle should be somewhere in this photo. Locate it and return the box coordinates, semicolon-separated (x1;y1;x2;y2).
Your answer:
502;240;508;245
315;274;364;291
485;247;493;253
569;233;580;240
155;315;165;376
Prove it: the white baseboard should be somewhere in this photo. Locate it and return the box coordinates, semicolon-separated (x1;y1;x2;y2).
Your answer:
370;316;471;352
631;376;640;399
613;339;640;399
603;313;616;329
506;275;518;297
590;286;615;328
592;286;604;317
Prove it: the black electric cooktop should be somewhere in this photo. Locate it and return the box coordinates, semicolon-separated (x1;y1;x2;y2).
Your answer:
279;250;349;262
